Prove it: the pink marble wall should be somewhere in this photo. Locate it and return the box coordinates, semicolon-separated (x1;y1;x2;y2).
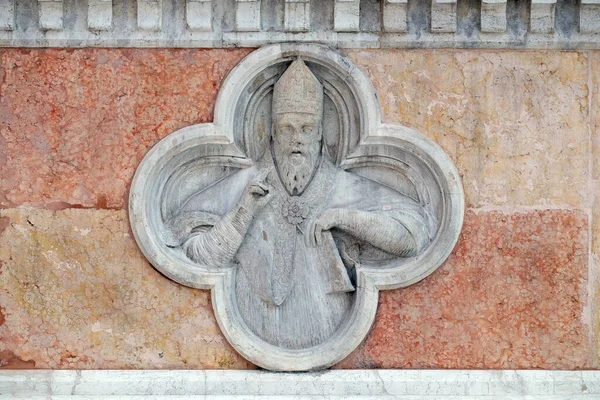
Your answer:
0;48;598;370
0;48;252;210
336;210;589;369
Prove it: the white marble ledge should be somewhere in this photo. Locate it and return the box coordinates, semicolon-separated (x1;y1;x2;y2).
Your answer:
1;370;600;398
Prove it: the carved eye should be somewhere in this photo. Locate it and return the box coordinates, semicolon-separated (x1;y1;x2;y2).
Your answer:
302;125;314;133
279;126;293;135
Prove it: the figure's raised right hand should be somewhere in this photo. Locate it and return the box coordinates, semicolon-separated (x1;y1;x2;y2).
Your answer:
240;168;274;215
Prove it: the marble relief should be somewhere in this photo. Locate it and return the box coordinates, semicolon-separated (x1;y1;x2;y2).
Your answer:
129;44;464;371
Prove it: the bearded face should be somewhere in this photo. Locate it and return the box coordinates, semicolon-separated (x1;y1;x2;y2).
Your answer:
272;112;322;196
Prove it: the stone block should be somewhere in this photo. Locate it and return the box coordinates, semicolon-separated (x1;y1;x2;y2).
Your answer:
187;0;212;32
0;0;14;31
137;0;162;31
382;0;408;33
0;48;252;209
0;210;589;369
334;0;360;32
284;0;310;32
431;0;456;33
592;51;600;367
0;209;253;369
481;0;507;33
345;50;590;208
38;0;63;31
530;0;556;34
235;0;261;32
336;210;590;369
581;2;600;34
88;0;112;31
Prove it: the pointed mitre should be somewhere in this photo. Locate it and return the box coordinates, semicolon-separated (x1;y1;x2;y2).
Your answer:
272;59;323;115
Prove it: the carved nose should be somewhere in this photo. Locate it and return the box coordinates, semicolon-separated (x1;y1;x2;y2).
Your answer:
291;131;303;145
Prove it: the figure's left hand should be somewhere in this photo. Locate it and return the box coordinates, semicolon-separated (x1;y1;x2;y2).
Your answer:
305;209;344;247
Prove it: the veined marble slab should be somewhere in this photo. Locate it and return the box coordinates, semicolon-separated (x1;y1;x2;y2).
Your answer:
1;370;599;398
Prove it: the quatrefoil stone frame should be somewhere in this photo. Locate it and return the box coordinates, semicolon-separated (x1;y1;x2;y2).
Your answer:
129;43;464;371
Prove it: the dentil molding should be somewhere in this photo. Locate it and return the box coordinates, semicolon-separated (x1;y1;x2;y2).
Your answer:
0;0;599;49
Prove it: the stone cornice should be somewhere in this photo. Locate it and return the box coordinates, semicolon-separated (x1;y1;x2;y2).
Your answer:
0;0;598;49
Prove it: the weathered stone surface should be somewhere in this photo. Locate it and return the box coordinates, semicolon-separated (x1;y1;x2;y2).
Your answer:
0;48;251;209
0;47;594;371
0;208;588;369
345;50;590;209
0;1;596;49
0;208;253;369
591;51;600;367
335;210;590;369
1;49;590;212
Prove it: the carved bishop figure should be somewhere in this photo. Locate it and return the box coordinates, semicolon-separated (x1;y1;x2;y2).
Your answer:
165;60;432;349
130;44;463;370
